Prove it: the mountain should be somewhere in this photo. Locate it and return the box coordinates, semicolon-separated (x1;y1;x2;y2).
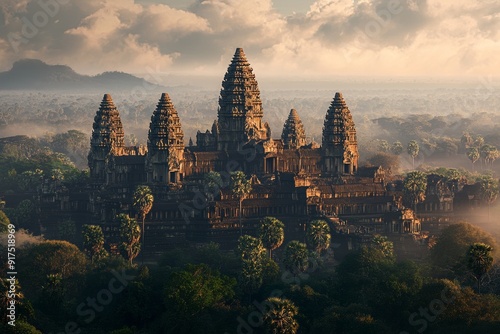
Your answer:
0;59;165;91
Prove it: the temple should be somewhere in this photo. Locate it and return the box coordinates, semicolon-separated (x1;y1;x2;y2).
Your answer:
81;48;420;251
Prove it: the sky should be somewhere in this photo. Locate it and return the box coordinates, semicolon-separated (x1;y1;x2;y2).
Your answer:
0;0;499;78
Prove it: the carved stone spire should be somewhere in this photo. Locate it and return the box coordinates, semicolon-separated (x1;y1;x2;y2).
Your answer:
216;47;270;151
282;109;306;149
322;92;358;175
147;93;185;183
88;94;125;181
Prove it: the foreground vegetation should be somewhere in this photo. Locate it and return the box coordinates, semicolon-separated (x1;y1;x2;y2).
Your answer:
1;213;500;333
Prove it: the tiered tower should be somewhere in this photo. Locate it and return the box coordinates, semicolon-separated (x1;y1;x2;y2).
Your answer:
88;94;125;183
322;92;358;175
147;93;185;184
216;48;270;151
281;109;307;149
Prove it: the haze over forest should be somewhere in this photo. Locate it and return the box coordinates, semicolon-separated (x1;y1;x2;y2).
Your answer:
2;1;500;334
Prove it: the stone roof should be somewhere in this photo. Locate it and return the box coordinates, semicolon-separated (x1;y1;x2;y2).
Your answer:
282;109;307;149
322;92;358;158
148;93;184;153
218;48;263;118
89;93;125;154
216;48;270;150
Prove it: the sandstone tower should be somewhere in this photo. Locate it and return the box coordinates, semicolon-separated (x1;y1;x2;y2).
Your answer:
88;94;125;183
322;92;358;175
215;48;270;151
281;109;307;149
147;93;185;184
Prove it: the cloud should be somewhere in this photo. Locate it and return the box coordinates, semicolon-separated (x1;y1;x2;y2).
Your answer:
0;0;499;77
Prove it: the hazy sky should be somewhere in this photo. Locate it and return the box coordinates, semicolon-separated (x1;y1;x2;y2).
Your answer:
0;0;499;78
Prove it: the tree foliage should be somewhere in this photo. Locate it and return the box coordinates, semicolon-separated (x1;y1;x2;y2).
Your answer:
118;214;141;266
237;235;267;294
165;264;235;317
283;241;309;276
402;171;427;212
431;223;497;278
263;297;299;334
259;216;285;258
82;224;108;264
467;243;494;292
407;140;419;168
306;220;331;254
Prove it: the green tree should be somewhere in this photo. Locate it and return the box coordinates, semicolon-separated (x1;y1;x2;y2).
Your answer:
259;216;285;258
467;243;494;293
0;210;10;233
478;175;499;221
372;234;394;258
283;241;309;277
480;144;500;167
17;240;87;298
263;297;299;334
237;235;266;295
132;185;153;264
474;135;484;148
230;171;252;236
57;219;76;241
402;171;427;214
82;224;108;264
460;132;473;151
306;220;331;255
377;140;390;153
431;223;497;279
118;214;141;266
467;147;480;171
165;264;235;318
391;141;403;155
203;171;223;201
407;140;419;169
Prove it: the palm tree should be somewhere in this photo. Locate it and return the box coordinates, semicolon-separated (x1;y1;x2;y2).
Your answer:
117;214;141;266
259;217;285;259
237;235;266;298
263;297;299;334
132;185;154;264
407;140;419;169
466;147;480;171
230;171;252;236
203;171;223;201
391;141;403;155
467;243;494;293
283;241;309;277
478;175;499;222
402;171;427;214
82;224;108;264
306;220;331;255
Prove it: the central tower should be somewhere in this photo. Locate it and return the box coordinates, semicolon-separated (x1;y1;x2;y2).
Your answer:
322;92;359;175
215;48;270;151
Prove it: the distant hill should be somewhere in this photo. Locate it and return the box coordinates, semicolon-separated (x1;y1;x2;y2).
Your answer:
0;59;166;91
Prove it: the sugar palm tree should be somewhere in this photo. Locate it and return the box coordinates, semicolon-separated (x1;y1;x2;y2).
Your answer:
133;185;153;264
230;171;252;236
263;297;299;334
467;243;494;293
407;140;419;169
306;220;331;255
402;171;427;214
259;216;285;259
117;213;141;266
283;241;309;277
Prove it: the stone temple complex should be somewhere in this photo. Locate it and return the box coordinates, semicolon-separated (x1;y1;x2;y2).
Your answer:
81;48;424;251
